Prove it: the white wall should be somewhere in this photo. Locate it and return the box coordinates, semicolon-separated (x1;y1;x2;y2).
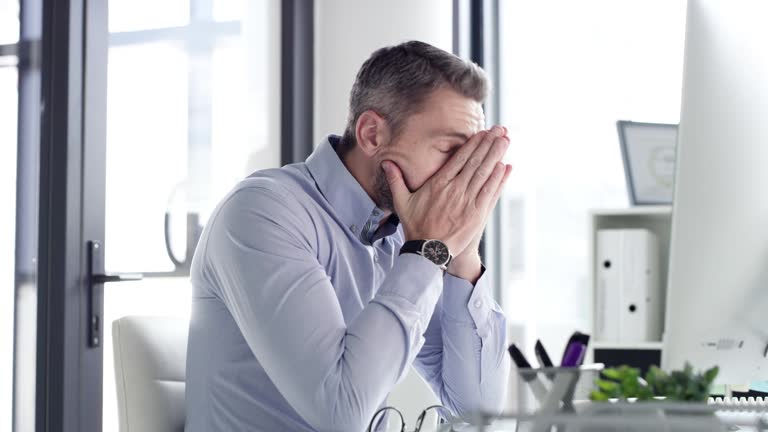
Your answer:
313;1;454;426
313;0;453;144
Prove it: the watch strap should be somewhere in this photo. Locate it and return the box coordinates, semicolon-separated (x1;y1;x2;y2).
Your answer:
399;240;427;256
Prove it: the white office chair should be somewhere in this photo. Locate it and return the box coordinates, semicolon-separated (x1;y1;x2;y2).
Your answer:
112;315;439;431
112;316;188;432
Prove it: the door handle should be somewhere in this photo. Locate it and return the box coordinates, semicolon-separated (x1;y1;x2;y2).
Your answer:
92;273;143;284
86;240;143;348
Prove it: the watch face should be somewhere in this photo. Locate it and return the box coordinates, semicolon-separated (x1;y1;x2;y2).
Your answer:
422;240;450;266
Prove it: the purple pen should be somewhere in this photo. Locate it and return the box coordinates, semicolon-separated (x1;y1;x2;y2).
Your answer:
560;332;590;367
561;343;586;367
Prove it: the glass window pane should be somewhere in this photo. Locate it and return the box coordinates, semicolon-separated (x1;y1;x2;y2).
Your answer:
210;36;280;198
498;0;686;346
213;0;244;22
0;65;18;432
105;41;188;273
0;0;19;44
108;0;189;32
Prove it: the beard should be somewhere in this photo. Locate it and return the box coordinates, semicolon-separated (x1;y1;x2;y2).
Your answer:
373;165;395;212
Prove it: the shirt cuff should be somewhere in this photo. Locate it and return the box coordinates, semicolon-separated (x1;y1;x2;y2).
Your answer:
373;253;444;338
442;265;493;332
376;252;443;304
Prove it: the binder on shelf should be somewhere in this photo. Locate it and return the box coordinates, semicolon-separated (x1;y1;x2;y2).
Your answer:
595;229;662;343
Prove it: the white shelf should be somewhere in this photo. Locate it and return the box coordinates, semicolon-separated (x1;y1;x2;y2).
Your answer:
590;206;672;217
589;207;673;346
592;341;663;350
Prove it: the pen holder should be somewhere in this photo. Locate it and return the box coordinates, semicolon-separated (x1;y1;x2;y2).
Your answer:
514;364;604;432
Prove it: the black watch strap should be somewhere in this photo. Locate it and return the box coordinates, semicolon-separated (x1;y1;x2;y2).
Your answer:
399;240;427;255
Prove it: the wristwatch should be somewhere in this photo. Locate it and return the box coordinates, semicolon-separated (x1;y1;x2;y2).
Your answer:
399;239;453;270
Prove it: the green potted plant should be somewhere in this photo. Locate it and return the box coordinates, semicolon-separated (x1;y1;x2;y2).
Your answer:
587;363;721;430
590;363;719;402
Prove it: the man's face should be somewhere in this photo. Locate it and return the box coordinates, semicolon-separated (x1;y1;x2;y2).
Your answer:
374;87;485;211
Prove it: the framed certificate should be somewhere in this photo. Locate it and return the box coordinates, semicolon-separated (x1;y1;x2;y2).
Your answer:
617;120;678;205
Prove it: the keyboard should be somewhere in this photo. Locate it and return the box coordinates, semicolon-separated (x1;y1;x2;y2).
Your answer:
710;397;768;430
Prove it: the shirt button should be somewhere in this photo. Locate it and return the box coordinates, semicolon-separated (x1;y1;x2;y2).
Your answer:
349;224;357;233
473;299;483;309
373;255;379;263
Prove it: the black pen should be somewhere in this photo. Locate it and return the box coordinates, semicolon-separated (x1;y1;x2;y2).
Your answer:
508;343;532;368
534;339;554;368
508;343;548;400
534;339;556;380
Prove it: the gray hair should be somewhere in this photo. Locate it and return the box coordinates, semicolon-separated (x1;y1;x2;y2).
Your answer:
338;40;488;155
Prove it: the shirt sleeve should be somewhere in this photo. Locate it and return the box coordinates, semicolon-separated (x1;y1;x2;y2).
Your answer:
412;267;510;418
199;185;444;432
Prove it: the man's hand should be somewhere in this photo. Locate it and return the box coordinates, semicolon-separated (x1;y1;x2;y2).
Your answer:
445;208;498;284
381;126;513;275
446;128;512;283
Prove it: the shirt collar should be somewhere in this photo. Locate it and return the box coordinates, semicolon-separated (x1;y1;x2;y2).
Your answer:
305;135;399;245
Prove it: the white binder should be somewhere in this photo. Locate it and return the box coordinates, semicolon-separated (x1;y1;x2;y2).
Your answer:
596;229;661;342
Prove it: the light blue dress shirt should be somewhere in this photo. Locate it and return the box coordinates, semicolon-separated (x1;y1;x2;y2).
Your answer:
185;135;510;432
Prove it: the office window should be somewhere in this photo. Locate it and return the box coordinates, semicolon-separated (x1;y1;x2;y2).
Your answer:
106;41;189;272
0;65;18;432
212;0;245;21
0;0;19;426
0;0;19;44
108;0;188;32
497;0;686;348
102;0;280;430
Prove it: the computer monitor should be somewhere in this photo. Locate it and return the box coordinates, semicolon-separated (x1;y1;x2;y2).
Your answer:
662;0;768;387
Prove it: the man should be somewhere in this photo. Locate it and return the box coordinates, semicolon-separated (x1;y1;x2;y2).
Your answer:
185;40;512;431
